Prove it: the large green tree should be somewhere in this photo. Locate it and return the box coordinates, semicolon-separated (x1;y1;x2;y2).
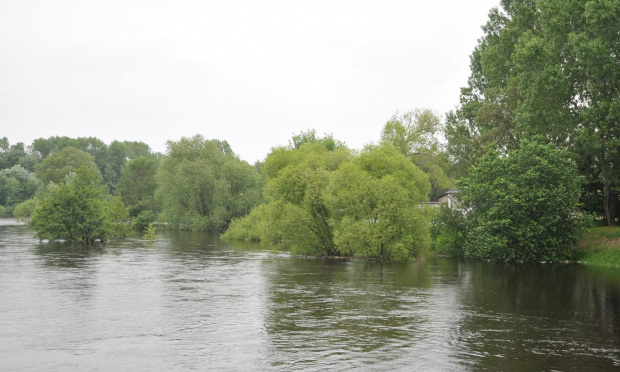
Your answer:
327;145;432;261
381;109;453;199
446;0;620;224
224;134;432;261
118;156;158;217
460;140;590;262
156;135;263;231
30;166;129;242
35;147;102;186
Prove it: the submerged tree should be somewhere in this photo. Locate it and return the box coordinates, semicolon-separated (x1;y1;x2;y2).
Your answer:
30;166;129;242
328;145;432;261
224;133;432;261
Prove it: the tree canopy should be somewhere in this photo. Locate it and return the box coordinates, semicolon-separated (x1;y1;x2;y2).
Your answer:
156;135;263;231
35;147;102;186
224;134;432;261
30;166;129;242
460;140;590;262
446;0;620;225
381;109;454;199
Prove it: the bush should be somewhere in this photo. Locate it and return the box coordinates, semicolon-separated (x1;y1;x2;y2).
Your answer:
431;204;467;256
132;210;157;232
30;167;129;242
461;140;591;262
13;199;37;220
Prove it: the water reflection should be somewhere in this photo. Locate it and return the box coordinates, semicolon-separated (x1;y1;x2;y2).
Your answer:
2;223;620;371
260;257;453;370
451;261;620;370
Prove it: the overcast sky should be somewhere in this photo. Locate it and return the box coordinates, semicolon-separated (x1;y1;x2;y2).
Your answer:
1;0;499;163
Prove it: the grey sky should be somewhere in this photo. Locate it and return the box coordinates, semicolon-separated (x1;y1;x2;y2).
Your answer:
1;0;499;163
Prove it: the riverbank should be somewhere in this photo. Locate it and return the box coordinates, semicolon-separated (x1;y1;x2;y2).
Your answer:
576;226;620;268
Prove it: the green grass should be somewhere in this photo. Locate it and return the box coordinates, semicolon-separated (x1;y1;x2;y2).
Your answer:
576;226;620;268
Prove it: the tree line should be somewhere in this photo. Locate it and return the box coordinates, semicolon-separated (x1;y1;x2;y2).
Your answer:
1;0;616;262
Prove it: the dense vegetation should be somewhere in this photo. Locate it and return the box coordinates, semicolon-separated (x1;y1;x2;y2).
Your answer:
223;139;433;261
445;0;620;225
156;135;263;232
1;0;618;263
450;140;590;261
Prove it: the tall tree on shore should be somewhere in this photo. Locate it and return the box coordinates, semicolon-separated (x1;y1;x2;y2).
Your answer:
446;0;620;224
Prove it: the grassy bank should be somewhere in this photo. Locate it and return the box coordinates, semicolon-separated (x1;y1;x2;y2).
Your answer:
576;226;620;268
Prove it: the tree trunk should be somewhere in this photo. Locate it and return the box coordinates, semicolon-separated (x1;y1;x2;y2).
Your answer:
604;175;611;225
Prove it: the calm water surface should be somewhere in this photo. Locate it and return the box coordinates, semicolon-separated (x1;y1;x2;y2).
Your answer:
1;219;620;371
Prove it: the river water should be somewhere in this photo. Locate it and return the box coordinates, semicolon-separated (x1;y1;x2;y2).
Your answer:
1;219;620;371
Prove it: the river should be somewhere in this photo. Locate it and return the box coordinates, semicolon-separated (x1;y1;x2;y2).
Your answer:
1;219;619;371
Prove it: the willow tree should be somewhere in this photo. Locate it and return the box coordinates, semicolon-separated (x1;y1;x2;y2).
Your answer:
156;135;263;231
224;133;432;261
381;109;453;199
327;145;432;261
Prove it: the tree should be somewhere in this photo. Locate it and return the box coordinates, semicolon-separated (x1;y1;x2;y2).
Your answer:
225;133;353;256
446;0;620;225
381;109;453;199
156;135;263;231
224;134;433;261
103;140;153;192
30;166;128;242
327;145;432;261
261;141;352;256
0;165;40;212
460;140;590;262
35;147;102;186
117;156;158;217
0;139;33;171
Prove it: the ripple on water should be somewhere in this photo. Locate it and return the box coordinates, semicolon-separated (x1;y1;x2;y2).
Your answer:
1;227;620;370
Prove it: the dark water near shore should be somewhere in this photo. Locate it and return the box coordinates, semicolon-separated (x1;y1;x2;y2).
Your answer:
1;219;620;371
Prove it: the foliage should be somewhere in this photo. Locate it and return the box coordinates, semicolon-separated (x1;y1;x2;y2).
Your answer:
327;145;432;261
35;147;102;186
13;198;38;220
102;196;130;238
446;0;620;224
29;167;128;242
381;109;454;199
156;135;263;232
431;204;468;257
224;137;432;261
461;140;591;262
290;129;346;151
132;210;157;232
0;165;41;212
143;223;157;241
103;140;153;192
0;138;39;172
118;157;158;217
260;141;352;256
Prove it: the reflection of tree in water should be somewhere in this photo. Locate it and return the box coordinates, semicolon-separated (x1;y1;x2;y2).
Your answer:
452;262;620;371
261;257;432;369
35;242;105;268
